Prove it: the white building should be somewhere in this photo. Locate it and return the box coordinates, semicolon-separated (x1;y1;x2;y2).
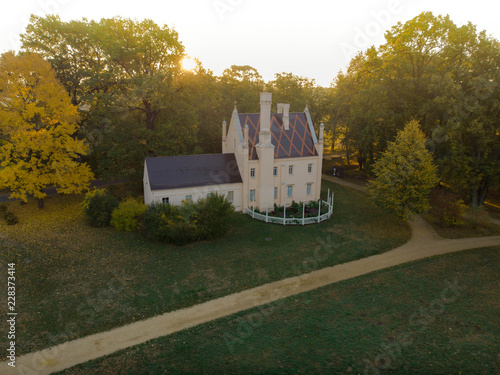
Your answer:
144;92;324;211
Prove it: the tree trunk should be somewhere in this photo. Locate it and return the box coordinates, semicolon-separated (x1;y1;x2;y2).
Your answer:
477;179;489;206
470;179;489;207
143;99;160;131
38;198;44;209
345;140;350;165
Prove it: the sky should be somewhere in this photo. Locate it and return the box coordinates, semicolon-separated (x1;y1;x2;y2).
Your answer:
1;0;499;87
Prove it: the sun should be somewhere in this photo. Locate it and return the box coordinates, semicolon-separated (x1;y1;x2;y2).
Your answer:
181;57;197;71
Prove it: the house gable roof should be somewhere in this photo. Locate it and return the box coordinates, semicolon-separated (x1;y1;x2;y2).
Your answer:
146;153;242;191
238;112;318;160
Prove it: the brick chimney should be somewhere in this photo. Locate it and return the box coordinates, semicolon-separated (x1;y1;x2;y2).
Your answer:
277;103;290;130
259;92;272;145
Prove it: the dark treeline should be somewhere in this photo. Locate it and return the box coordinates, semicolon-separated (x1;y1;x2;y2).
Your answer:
20;15;330;185
19;12;499;206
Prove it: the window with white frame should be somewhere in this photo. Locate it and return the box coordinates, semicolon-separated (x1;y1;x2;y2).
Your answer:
287;185;293;197
308;163;312;173
162;197;169;205
273;166;278;176
306;183;312;195
185;195;192;203
250;168;255;178
274;187;278;199
250;189;255;202
227;191;234;202
289;165;293;175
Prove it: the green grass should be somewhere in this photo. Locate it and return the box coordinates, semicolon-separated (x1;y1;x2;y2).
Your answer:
422;211;500;239
57;247;500;374
322;158;370;187
0;180;410;357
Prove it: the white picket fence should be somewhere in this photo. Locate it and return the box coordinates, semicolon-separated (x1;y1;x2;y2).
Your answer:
245;190;334;225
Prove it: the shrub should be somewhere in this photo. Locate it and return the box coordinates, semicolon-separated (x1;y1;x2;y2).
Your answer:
143;202;198;245
82;189;119;227
0;204;18;225
196;193;234;240
143;193;234;245
429;188;467;227
110;197;146;232
3;211;18;225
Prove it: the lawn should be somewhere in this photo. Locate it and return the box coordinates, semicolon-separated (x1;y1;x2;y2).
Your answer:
0;180;411;357
57;247;500;374
423;211;500;239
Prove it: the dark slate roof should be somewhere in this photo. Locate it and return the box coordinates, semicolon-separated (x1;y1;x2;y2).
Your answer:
238;113;318;160
146;153;243;191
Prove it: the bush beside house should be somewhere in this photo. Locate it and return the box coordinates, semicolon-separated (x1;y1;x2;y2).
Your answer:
143;193;234;245
82;189;119;227
110;197;146;232
83;190;234;245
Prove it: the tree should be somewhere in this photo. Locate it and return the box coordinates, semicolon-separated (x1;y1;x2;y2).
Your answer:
267;72;315;111
330;12;499;205
21;15;112;106
98;17;185;131
179;63;223;153
219;65;265;114
0;52;94;208
22;16;186;132
267;72;330;128
21;16;201;183
427;24;500;206
367;120;438;221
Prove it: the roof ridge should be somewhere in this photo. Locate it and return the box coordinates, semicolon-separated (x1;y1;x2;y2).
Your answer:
146;153;226;160
239;112;305;115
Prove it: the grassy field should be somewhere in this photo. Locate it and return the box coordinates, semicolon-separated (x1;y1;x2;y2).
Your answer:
0;180;411;357
57;247;500;374
423;211;500;239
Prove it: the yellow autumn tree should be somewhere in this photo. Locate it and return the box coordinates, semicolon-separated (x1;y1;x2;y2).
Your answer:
0;51;94;208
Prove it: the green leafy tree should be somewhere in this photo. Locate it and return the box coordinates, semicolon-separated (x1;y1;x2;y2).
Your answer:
179;63;223;153
85;17;185;132
219;65;265;114
0;51;94;208
427;24;500;206
267;72;330;128
21;16;204;183
21;15;111;105
267;72;314;111
330;12;499;205
367;120;438;221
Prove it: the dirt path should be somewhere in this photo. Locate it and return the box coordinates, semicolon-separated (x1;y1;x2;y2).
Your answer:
322;174;366;192
488;217;500;226
2;179;500;375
